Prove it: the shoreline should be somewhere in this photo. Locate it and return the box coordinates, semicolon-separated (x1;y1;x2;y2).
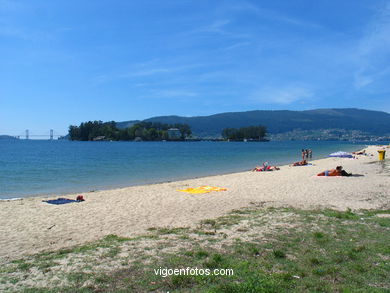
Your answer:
0;145;389;262
0;143;370;201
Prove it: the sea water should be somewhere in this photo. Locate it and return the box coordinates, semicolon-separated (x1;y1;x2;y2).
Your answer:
0;140;376;199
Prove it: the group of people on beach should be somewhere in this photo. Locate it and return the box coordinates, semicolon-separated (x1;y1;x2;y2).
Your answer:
302;148;312;160
290;148;313;167
252;147;353;177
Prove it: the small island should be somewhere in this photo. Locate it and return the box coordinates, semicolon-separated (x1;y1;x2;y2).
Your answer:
68;121;192;141
0;135;18;140
68;120;269;142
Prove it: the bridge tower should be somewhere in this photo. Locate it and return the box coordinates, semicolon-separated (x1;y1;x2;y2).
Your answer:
50;129;54;140
25;129;29;140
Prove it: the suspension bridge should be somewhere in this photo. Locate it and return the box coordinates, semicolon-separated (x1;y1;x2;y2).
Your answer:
11;130;67;140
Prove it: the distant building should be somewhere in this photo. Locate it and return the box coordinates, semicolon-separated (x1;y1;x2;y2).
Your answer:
93;136;106;141
167;128;181;139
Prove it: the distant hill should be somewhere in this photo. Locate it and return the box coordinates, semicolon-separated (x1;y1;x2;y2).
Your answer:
0;135;18;140
115;120;140;129
117;108;390;138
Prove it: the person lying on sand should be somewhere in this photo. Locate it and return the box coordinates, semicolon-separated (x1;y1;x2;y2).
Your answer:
317;166;352;177
290;160;308;166
252;162;280;172
353;150;366;155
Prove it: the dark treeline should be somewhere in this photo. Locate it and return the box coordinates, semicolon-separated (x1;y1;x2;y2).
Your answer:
68;121;192;141
221;125;267;141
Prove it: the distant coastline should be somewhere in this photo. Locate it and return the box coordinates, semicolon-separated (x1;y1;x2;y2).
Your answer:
117;108;390;139
0;135;18;140
3;108;390;142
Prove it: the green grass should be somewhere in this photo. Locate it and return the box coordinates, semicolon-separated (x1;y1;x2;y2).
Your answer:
1;207;389;292
155;227;190;235
273;249;287;258
321;208;360;220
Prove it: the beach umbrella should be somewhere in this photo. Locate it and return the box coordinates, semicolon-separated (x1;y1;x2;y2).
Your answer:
328;151;353;158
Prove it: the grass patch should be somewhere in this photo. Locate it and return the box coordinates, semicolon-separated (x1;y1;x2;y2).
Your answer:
273;249;287;258
102;247;121;258
322;208;360;220
2;207;389;292
155;227;190;235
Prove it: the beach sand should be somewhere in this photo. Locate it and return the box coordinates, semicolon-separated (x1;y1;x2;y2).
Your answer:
0;145;389;262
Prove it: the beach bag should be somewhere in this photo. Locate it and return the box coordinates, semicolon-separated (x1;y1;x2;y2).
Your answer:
76;195;85;202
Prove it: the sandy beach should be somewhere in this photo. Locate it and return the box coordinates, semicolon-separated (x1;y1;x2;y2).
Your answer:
0;145;389;263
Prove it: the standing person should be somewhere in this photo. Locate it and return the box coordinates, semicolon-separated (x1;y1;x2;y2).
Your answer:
308;149;312;159
301;149;306;161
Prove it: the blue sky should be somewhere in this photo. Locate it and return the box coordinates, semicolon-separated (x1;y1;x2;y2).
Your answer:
1;0;390;136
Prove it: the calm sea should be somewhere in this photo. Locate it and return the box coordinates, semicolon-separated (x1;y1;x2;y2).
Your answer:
0;140;376;199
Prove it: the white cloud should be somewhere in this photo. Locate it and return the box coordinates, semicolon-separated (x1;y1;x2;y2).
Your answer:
354;70;373;88
0;0;24;12
182;17;251;41
222;0;323;30
144;89;198;100
354;2;390;89
126;68;172;77
224;41;251;51
251;85;314;105
91;58;206;86
123;59;206;78
198;19;231;34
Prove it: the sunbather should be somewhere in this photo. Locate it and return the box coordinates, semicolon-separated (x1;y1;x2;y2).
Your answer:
290;160;308;166
252;162;280;172
317;166;352;176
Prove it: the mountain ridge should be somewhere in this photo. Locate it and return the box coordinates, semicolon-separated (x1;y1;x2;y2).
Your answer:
117;108;390;138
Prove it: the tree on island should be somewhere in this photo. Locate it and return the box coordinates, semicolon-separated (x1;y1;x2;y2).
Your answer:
68;121;192;141
69;121;117;141
221;125;267;141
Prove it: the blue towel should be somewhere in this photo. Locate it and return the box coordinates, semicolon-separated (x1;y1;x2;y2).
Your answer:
43;198;78;205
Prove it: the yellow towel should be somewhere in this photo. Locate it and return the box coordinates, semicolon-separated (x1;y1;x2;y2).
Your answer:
199;186;227;191
177;188;212;194
177;186;227;194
